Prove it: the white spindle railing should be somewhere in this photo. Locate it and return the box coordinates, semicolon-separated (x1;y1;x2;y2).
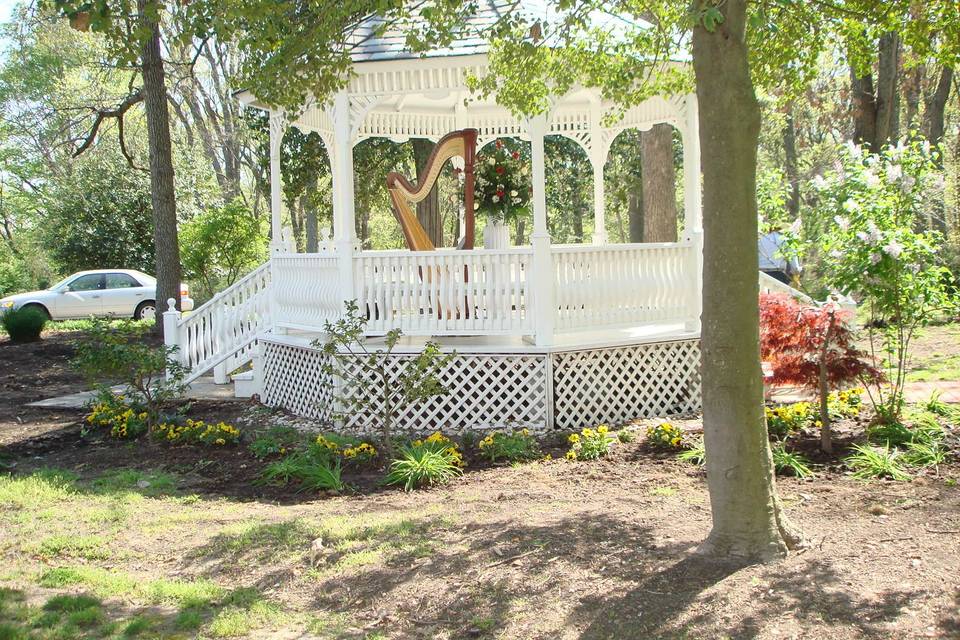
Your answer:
354;249;533;335
553;242;693;330
175;261;272;382
272;253;341;330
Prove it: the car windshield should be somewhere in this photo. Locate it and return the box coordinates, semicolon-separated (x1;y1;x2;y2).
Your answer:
48;275;74;290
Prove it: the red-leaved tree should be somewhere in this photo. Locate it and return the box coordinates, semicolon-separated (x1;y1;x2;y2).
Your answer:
759;293;881;453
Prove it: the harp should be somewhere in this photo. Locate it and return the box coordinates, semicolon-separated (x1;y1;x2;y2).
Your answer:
386;129;477;251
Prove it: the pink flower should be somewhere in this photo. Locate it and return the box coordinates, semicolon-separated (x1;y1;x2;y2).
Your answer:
495;166;504;175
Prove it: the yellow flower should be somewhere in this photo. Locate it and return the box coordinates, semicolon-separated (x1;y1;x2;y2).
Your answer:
215;438;226;445
597;425;609;434
568;433;580;443
565;450;577;461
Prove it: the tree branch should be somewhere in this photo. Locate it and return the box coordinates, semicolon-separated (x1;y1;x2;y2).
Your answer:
73;90;144;157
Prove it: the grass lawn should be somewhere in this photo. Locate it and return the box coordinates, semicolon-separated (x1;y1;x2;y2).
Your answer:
1;332;959;639
906;323;960;382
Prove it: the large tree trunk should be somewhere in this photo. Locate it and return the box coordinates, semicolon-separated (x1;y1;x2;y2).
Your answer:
691;0;802;560
903;65;923;132
138;0;181;333
640;123;678;242
925;67;954;156
412;139;443;247
849;61;878;151
627;189;643;243
782;107;801;220
875;32;901;147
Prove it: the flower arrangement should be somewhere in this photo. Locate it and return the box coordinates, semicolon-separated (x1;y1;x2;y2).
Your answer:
151;419;241;446
646;422;686;450
477;428;540;463
473;139;531;223
566;425;614;461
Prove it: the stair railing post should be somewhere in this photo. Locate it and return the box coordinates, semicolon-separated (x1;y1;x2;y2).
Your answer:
163;298;181;381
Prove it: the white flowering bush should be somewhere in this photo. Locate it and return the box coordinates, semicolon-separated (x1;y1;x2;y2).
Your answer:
806;138;957;422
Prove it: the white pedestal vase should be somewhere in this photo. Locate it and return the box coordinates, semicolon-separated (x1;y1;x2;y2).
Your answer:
483;219;511;249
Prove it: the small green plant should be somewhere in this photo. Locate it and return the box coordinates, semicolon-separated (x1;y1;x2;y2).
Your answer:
920;391;953;418
617;429;635;443
566;425;615;461
260;452;345;492
903;439;950;470
865;420;915;447
73;319;187;429
315;301;455;457
645;422;685;449
845;444;911;481
1;306;47;342
384;438;463;491
771;442;814;479
85;390;149;439
677;437;706;467
476;428;540;463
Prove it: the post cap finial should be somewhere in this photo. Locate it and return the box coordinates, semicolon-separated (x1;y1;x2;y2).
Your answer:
166;298;177;312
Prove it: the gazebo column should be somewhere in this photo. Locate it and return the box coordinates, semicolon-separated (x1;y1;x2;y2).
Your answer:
527;114;555;346
330;91;358;311
268;112;286;254
681;93;703;332
590;104;608;245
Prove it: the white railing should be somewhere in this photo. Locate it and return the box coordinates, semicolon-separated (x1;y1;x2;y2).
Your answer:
354;248;534;335
272;253;341;330
553;242;693;330
758;270;814;303
171;261;272;383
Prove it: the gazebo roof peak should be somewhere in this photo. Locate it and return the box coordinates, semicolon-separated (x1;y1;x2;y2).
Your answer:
348;0;640;64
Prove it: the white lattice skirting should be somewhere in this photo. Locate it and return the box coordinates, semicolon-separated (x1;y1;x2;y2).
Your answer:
260;338;701;436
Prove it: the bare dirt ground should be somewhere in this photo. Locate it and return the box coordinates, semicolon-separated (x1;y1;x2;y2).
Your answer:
1;330;959;639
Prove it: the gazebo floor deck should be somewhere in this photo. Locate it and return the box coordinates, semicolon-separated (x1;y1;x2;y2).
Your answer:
268;320;698;354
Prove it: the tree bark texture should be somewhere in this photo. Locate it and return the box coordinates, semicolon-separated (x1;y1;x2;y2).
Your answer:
691;0;802;560
782;108;801;220
849;62;877;151
628;189;643;243
412;138;443;247
924;67;954;154
875;32;901;147
138;0;181;332
640;123;678;242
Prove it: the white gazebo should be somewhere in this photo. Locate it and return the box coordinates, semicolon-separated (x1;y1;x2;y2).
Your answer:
164;5;705;434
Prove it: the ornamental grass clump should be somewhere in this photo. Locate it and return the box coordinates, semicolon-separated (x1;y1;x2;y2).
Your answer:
646;422;685;449
566;425;614;461
845;443;911;481
677;437;706;467
770;442;814;479
476;428;539;463
385;432;464;491
260;453;344;492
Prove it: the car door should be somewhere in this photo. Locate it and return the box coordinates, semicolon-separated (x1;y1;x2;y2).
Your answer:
56;273;104;318
101;273;147;317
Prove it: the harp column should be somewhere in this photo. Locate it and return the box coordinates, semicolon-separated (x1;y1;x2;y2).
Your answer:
680;93;703;332
330;91;358;310
527;113;555;347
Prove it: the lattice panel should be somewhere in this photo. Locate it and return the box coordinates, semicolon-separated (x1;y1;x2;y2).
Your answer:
260;340;549;436
552;339;702;431
336;352;549;436
261;341;335;423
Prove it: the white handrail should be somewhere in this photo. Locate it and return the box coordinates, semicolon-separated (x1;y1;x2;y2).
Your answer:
172;261;272;383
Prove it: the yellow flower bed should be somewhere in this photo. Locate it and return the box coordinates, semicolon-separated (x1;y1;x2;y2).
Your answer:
151;419;241;446
566;425;613;461
646;422;685;450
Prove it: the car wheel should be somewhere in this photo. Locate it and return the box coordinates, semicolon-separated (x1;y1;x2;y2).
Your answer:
21;303;51;320
135;301;156;321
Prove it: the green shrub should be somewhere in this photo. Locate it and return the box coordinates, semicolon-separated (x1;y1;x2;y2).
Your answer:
845;444;911;481
902;440;950;469
771;442;813;479
384;441;463;491
645;422;685;449
566;425;615;461
476;428;540;463
85;390;149;439
249;426;303;459
677;437;706;467
616;429;636;443
1;306;47;342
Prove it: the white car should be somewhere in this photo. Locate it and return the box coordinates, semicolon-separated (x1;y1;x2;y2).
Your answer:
0;269;194;321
